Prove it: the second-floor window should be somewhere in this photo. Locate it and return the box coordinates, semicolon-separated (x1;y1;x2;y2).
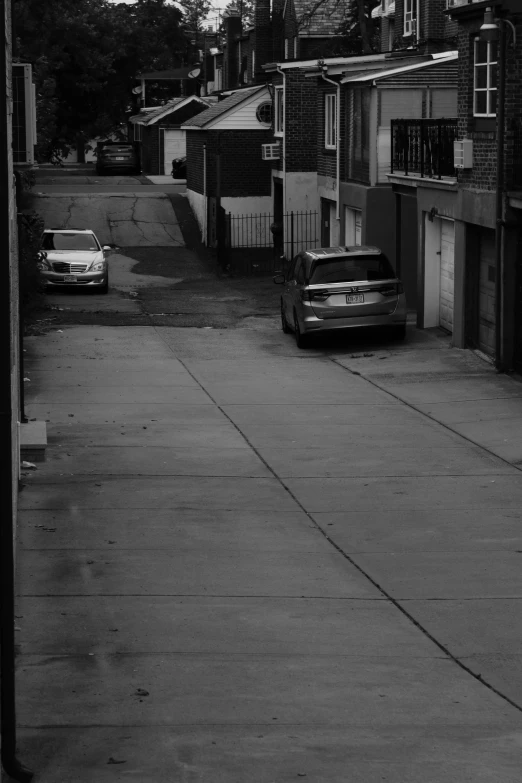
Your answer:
325;93;337;149
474;39;497;117
404;0;418;36
274;87;284;135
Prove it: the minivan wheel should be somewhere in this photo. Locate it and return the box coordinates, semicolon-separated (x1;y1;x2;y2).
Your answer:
281;301;291;333
294;312;308;349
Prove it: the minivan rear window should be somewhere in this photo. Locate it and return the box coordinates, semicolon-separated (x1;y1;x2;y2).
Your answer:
101;145;133;153
309;254;396;284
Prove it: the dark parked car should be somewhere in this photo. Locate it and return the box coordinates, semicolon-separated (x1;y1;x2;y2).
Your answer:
96;141;140;175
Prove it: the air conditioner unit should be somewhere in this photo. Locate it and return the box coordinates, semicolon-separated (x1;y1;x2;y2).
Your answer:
262;143;280;160
454;139;473;169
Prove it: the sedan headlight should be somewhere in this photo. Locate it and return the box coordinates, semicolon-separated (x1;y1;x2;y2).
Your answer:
88;254;107;272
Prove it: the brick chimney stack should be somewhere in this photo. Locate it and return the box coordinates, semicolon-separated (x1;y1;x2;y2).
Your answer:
271;0;285;64
223;8;242;88
254;0;272;81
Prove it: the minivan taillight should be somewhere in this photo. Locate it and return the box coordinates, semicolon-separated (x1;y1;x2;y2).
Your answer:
380;284;399;297
309;291;330;302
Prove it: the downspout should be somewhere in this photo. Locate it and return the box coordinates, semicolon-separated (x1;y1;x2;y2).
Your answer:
0;0;33;777
203;143;207;244
276;65;286;228
322;71;341;224
495;20;506;371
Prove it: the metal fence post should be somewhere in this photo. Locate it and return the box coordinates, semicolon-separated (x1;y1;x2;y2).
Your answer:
290;212;294;260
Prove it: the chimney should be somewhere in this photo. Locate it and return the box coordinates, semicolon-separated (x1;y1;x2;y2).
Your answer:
254;0;272;81
271;0;285;64
223;8;242;88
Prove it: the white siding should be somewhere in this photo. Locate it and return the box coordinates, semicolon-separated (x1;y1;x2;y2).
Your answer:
211;89;270;130
431;89;457;118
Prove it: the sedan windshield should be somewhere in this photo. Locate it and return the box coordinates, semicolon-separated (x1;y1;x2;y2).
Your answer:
42;233;100;251
309;254;396;284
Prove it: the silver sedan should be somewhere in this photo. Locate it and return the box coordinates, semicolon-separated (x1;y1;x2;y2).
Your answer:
274;246;407;348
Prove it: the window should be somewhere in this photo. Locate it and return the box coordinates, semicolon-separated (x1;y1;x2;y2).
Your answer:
404;0;417;36
324;93;337;149
215;68;222;91
256;102;273;126
293;37;298;58
474;39;497;117
284;38;289;59
274;87;284;135
252;50;255;79
309;254;395;285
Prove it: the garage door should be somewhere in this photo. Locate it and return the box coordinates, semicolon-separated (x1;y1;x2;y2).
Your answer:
163;130;186;174
478;229;496;356
439;219;455;333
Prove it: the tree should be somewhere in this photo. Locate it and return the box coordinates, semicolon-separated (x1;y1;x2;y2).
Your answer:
13;0;187;161
298;0;380;58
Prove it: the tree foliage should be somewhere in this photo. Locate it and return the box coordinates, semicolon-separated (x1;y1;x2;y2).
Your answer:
13;0;189;160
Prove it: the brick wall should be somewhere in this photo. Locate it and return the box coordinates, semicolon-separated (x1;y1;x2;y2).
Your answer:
143;125;161;175
283;69;318;172
186;131;207;194
187;130;272;197
393;0;458;54
456;15;522;193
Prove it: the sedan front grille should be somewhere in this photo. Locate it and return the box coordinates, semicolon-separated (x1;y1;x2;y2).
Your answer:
52;262;89;273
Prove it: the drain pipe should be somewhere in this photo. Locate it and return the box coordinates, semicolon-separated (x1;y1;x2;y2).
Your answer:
321;69;341;225
203;143;207;244
0;0;34;778
276;66;287;237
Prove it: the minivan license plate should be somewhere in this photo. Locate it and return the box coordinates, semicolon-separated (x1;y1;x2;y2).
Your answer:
346;294;364;304
64;275;77;282
115;157;125;160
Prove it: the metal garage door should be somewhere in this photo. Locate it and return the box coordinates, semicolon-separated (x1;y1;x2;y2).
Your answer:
478;229;496;356
163;130;186;174
439;219;455;333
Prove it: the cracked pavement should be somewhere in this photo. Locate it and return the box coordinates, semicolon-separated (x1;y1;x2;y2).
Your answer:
18;170;522;781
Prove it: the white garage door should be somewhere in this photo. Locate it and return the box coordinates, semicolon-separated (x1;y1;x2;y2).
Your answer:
439;219;455;333
164;130;186;174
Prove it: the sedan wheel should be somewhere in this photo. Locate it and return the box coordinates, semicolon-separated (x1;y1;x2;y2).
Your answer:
294;312;308;349
281;301;291;333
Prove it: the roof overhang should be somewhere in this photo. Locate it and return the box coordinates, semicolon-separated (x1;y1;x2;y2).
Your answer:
340;52;458;85
262;52;387;73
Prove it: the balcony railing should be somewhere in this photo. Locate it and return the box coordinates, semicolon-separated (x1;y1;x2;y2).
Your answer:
390;119;458;180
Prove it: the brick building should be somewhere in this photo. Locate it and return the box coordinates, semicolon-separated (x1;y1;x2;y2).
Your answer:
387;0;522;369
128;96;213;175
182;85;273;250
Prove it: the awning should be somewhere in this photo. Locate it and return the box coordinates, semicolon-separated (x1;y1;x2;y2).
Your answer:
371;5;383;18
384;1;395;16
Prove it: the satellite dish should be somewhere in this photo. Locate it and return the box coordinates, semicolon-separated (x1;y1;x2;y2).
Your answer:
132;86;143;94
188;67;201;79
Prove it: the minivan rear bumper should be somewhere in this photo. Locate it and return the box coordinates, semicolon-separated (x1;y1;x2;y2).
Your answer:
301;299;407;333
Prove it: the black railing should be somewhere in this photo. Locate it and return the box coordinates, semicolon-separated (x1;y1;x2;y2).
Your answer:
226;210;318;257
390;119;458;180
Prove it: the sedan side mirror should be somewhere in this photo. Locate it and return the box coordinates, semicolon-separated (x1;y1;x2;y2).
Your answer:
102;245;112;251
273;272;285;285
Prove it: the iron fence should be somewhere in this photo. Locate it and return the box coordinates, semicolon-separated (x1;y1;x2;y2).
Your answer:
390;118;458;180
226;210;319;259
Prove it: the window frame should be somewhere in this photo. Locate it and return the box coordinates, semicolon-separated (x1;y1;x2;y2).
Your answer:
473;38;497;118
403;0;418;37
274;86;284;136
324;92;337;150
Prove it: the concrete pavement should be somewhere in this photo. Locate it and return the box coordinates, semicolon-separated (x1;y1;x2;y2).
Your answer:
14;317;522;782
